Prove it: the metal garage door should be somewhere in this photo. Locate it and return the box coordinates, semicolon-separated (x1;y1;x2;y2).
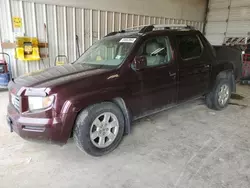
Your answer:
206;0;250;45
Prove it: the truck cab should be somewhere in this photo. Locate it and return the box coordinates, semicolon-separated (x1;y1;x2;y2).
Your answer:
7;24;236;156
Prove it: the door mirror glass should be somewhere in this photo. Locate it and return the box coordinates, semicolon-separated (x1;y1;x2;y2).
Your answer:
132;56;147;70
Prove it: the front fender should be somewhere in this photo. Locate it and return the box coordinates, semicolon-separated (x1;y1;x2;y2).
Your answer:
59;87;130;139
70;87;128;112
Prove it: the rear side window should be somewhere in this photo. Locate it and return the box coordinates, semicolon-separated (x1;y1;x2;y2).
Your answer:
178;35;202;60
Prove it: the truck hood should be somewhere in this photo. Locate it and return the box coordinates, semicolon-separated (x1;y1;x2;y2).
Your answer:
13;63;109;88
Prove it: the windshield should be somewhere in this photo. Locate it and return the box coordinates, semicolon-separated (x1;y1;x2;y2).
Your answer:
75;36;137;67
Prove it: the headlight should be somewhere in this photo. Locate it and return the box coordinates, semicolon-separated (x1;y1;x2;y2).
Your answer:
28;96;55;111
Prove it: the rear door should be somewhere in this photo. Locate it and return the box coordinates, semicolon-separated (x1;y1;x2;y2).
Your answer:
176;33;211;102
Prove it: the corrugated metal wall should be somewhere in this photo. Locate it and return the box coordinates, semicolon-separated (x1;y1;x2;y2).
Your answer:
205;0;250;45
0;0;204;77
20;0;207;22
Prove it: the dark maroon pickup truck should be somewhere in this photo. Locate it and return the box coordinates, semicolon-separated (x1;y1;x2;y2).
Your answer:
7;25;238;156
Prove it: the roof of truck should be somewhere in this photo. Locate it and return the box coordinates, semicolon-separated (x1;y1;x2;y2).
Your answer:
104;24;201;38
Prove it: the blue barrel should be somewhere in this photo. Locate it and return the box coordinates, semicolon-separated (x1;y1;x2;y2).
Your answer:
0;73;10;88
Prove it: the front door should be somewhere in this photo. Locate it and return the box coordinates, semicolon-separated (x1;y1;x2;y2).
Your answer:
176;34;211;102
134;36;177;113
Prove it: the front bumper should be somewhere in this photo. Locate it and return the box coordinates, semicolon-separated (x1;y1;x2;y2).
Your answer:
7;104;71;144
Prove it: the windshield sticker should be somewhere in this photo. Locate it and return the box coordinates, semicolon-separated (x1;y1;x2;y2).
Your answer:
119;38;136;43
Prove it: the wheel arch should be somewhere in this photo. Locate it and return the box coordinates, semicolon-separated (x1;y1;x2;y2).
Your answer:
216;70;236;93
212;62;236;92
68;96;132;138
112;97;132;135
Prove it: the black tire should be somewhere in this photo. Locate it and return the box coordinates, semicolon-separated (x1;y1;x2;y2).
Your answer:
205;78;232;110
205;91;214;109
73;102;125;156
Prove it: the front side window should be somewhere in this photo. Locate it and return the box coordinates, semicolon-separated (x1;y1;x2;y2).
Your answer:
74;36;137;68
178;35;202;60
137;36;172;67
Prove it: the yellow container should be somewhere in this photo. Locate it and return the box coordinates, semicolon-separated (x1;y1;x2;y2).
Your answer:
56;61;65;66
15;37;40;61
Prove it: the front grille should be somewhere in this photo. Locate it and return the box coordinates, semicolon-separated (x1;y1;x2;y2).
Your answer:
11;94;20;111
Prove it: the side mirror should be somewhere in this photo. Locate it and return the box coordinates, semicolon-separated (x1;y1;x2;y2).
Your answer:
132;56;147;70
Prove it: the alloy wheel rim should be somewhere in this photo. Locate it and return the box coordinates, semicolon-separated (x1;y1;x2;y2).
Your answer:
218;84;230;106
90;112;119;148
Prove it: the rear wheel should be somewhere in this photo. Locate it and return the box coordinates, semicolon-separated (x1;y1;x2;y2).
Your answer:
205;79;232;110
73;102;125;156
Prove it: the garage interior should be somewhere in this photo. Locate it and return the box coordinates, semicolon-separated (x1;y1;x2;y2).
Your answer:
1;0;250;187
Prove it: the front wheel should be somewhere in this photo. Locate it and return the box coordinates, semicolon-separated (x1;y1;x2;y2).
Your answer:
73;102;125;156
205;79;232;110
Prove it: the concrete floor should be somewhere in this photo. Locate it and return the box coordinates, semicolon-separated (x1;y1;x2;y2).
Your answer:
1;85;250;188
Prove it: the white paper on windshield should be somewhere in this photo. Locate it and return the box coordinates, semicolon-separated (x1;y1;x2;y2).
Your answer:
119;38;136;43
